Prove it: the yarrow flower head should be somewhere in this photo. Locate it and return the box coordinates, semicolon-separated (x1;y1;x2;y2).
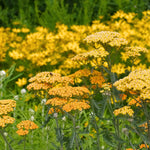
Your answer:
16;120;38;136
0;100;16;127
113;106;134;117
84;31;128;47
113;69;150;100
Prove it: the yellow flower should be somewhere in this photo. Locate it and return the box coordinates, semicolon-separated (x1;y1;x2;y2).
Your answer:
113;106;134;117
84;121;88;127
16;66;25;72
16;78;27;87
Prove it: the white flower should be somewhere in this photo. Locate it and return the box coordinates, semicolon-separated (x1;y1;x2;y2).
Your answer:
14;95;19;100
41;98;46;105
101;146;105;149
122;128;129;136
29;108;35;115
30;116;34;121
76;126;80;129
3;132;8;137
62;116;66;121
21;88;27;94
0;70;6;77
53;113;58;118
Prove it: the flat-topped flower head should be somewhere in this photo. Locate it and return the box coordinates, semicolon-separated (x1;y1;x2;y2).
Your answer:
62;101;90;112
27;82;52;91
16;120;38;136
84;31;128;47
48;86;90;98
29;72;61;83
17;120;38;130
123;46;148;59
113;106;134;117
46;97;68;106
72;47;109;62
0;100;16;115
28;72;74;90
0;116;15;127
113;69;150;100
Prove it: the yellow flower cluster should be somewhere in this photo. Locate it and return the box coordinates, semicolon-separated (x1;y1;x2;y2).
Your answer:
69;69;105;88
0;116;15;128
62;101;90;112
90;70;105;88
27;71;91;112
16;120;38;136
113;69;150;100
0;100;16;127
27;82;52;91
16;78;27;87
123;46;148;59
128;97;142;107
72;47;109;61
46;97;68;106
0;100;16;115
0;27;21;61
113;106;134;117
29;72;73;85
27;71;74;92
111;63;126;75
1;10;150;76
48;86;90;98
84;31;128;47
69;69;91;78
46;98;90;113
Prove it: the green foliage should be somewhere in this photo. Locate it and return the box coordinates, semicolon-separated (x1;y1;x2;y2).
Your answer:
0;0;150;29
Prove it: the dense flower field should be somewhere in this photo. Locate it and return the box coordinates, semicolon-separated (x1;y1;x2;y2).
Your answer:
1;10;150;150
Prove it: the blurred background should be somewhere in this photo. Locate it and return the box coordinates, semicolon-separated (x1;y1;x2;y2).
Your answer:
1;0;150;30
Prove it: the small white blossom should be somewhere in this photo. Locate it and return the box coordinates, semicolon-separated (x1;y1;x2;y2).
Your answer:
76;126;80;129
14;95;19;100
30;116;34;121
21;88;27;94
29;108;35;115
101;146;105;149
53;113;58;118
0;70;6;77
3;132;8;137
62;116;66;121
41;98;46;105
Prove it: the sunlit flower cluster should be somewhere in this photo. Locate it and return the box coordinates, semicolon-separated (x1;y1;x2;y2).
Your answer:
84;31;128;47
113;69;150;100
48;86;90;98
0;100;16;127
0;100;16;115
69;69;105;88
123;46;148;59
62;101;90;112
113;106;134;117
111;63;126;75
16;120;38;136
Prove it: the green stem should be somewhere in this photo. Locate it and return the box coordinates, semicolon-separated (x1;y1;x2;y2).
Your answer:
24;135;26;150
90;99;101;150
72;116;79;150
55;114;63;150
0;129;13;150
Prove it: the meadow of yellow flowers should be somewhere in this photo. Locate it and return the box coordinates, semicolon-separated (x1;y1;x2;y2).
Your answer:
0;10;150;150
